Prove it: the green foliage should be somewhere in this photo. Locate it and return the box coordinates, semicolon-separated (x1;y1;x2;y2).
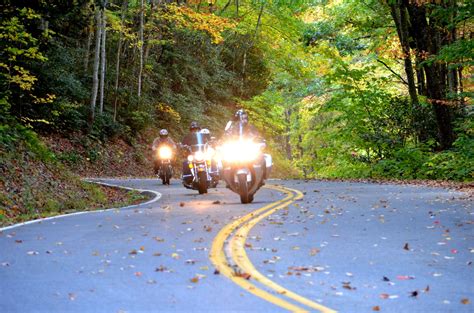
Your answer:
0;123;54;162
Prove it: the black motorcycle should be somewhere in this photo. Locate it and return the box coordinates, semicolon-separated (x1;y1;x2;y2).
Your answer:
155;145;173;185
182;132;219;194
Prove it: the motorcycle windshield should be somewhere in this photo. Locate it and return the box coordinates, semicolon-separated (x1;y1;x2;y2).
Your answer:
189;133;208;152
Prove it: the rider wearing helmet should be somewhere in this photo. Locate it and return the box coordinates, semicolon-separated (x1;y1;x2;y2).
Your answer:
180;121;208;185
181;121;204;146
152;129;177;174
225;109;261;140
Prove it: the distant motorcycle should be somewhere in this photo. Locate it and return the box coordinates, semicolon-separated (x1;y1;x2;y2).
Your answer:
182;132;219;194
219;138;272;203
155;145;173;185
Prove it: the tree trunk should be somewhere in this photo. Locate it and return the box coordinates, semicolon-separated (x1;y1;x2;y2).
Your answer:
284;108;292;160
405;2;455;149
389;2;418;107
241;2;264;96
138;0;144;98
84;24;93;73
114;0;128;122
89;6;102;124
99;2;107;114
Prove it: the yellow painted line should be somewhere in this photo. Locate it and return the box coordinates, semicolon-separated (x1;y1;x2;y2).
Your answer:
231;185;337;313
210;184;337;312
210;189;308;312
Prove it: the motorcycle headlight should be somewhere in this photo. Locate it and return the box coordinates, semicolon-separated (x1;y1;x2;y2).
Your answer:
221;140;260;162
194;151;205;162
158;146;172;159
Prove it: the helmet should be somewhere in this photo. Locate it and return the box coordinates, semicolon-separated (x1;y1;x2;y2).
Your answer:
159;129;168;138
200;128;210;135
233;109;248;124
190;121;200;131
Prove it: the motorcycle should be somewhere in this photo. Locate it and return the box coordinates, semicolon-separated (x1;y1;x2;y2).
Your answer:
182;132;219;194
155;145;173;185
219;138;272;203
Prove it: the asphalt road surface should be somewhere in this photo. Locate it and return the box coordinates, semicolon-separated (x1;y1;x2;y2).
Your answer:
1;178;472;313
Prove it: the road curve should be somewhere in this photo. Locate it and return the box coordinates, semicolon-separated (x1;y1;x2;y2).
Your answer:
0;178;472;313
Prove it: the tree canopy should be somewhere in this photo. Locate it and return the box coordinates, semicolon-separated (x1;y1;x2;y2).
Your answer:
1;0;472;181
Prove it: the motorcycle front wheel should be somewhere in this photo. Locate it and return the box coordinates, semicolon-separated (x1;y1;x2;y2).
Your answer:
197;171;208;194
238;173;251;204
163;166;171;185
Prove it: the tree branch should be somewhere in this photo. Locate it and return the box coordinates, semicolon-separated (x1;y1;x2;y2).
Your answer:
377;59;408;85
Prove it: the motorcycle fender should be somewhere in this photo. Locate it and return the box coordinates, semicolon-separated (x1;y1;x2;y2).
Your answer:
248;164;264;194
236;168;249;175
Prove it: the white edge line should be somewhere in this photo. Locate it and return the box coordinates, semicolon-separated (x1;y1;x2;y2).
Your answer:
0;179;162;232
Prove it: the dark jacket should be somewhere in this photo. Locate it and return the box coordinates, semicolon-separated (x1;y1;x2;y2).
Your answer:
152;137;177;151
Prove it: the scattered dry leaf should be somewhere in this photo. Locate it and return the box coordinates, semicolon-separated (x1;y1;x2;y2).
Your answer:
372;306;380;311
461;298;470;305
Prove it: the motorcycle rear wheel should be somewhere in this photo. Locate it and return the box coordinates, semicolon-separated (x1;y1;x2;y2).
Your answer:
197;171;208;194
238;173;251;204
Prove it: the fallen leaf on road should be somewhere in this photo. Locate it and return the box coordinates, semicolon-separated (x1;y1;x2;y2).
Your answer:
410;291;419;298
129;250;138;255
153;252;162;256
179;202;185;207
380;294;389;299
403;243;410;250
190;276;199;283
342;282;355;290
212;200;221;204
234;271;251;280
372;306;380;311
135;272;142;277
154;237;164;242
155;266;167;272
383;276;390;281
461;298;470;304
424;285;430;293
204;226;212;232
15;240;22;243
310;248;320;256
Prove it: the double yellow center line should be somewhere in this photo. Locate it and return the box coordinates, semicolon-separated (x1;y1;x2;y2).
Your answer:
210;185;336;313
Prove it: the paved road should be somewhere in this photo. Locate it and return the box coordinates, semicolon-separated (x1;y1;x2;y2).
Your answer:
0;179;472;312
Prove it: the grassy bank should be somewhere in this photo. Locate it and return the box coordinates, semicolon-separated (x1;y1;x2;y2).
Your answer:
0;125;151;227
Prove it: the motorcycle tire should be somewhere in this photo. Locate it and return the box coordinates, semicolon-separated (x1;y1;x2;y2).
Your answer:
164;167;172;185
238;173;251;204
197;171;208;194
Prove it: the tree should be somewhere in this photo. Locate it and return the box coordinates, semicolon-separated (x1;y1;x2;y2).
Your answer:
90;3;102;123
99;0;107;114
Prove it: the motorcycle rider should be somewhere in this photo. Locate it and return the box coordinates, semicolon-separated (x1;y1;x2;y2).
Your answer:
152;129;177;174
223;109;269;185
180;121;206;185
224;109;262;140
